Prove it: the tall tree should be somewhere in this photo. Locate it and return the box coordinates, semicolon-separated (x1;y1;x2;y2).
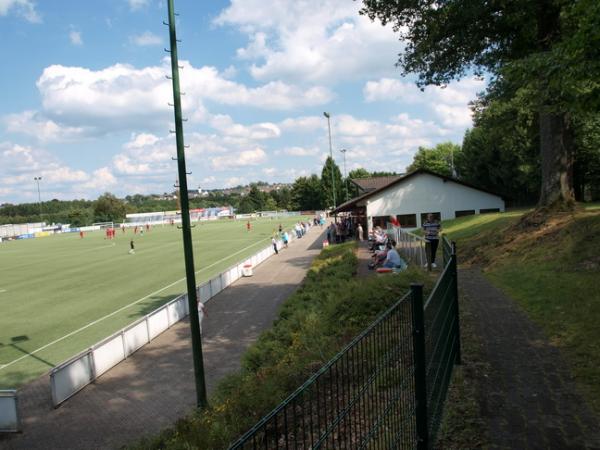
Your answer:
360;0;599;208
407;142;461;177
291;175;323;211
321;156;343;208
93;193;128;222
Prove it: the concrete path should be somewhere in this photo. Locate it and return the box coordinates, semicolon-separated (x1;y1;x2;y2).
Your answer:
459;268;600;449
0;227;324;450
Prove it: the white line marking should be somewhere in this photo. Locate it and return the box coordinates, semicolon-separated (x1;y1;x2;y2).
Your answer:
0;289;6;293
0;236;271;371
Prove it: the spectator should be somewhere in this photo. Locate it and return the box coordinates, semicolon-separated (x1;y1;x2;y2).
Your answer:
383;240;406;270
422;213;441;268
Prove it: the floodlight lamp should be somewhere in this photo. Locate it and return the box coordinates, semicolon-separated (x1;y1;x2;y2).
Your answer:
323;112;330;118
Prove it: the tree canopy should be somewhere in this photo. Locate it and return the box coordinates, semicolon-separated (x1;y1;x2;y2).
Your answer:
360;0;599;208
407;142;461;177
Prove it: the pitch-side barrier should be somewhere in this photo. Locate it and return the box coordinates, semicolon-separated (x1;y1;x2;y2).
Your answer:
48;231;301;407
0;390;19;432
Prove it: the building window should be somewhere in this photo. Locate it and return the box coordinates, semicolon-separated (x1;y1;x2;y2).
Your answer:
455;210;475;218
480;208;500;214
397;214;417;228
372;216;388;229
420;212;441;225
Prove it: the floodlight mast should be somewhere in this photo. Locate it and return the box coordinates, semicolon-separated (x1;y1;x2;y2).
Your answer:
166;0;207;409
323;112;336;210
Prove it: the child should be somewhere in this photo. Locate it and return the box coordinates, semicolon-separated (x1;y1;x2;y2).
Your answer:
272;236;279;254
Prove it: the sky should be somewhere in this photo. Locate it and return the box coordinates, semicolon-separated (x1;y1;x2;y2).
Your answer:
0;0;486;204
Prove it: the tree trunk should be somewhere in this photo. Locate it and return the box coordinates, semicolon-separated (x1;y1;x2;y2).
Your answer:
538;111;575;206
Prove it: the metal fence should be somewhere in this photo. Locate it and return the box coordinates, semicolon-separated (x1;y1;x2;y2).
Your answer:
228;244;460;449
387;226;427;268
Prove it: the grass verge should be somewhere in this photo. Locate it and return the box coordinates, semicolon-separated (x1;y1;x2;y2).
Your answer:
129;242;433;450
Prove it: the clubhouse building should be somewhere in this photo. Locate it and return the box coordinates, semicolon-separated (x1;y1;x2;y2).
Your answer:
332;169;505;232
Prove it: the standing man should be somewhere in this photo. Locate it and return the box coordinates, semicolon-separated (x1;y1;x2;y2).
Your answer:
422;213;441;268
129;239;135;254
246;220;251;232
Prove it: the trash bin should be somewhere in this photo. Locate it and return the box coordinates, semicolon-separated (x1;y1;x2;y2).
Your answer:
242;264;253;277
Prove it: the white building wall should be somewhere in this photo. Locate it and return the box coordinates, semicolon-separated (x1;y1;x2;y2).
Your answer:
363;173;505;230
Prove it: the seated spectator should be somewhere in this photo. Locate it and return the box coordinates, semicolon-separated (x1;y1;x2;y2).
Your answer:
382;240;407;270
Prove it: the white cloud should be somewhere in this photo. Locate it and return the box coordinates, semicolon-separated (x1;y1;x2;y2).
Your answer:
4;60;331;143
278;146;319;157
128;0;148;11
278;116;323;133
215;0;399;83
69;30;83;46
4;110;88;142
81;167;117;190
0;0;41;23
208;114;280;140
130;31;162;47
211;148;267;170
0;142;100;202
363;77;486;128
225;176;246;187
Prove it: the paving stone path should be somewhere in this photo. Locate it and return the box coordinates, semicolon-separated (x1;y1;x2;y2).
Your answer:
0;227;325;450
459;267;600;450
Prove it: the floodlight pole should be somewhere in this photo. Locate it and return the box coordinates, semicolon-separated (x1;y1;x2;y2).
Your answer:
166;0;207;409
34;177;42;220
340;148;348;202
323;112;336;210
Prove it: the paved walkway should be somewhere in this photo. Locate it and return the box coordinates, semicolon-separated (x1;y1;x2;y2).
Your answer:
0;227;324;450
459;267;600;449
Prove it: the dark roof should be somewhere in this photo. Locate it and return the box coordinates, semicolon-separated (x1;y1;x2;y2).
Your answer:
350;175;402;193
333;169;503;213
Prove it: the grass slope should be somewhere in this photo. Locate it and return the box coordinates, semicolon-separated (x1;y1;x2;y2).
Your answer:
443;204;600;415
0;217;307;388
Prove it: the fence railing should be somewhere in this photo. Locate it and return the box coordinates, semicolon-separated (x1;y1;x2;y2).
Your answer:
387;226;427;268
228;244;461;449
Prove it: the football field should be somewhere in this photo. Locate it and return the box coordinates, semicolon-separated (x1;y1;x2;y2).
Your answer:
0;217;307;389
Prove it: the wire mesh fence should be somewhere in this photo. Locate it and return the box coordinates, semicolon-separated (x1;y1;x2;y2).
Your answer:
228;244;460;450
422;244;460;444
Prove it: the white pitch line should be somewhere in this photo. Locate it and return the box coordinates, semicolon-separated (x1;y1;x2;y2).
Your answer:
0;236;271;372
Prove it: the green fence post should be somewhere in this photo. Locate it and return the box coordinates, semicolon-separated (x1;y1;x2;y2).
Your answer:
411;283;429;450
451;241;462;365
166;0;207;408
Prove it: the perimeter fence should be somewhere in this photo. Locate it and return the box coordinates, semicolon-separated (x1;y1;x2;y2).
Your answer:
228;239;460;449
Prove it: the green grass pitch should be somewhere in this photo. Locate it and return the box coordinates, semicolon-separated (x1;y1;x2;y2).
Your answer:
0;216;310;388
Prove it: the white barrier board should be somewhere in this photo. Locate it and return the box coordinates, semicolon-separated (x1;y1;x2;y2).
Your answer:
148;308;170;340
124;321;149;356
51;353;93;406
93;334;125;377
198;284;211;303
0;391;18;432
211;276;223;296
168;296;187;323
